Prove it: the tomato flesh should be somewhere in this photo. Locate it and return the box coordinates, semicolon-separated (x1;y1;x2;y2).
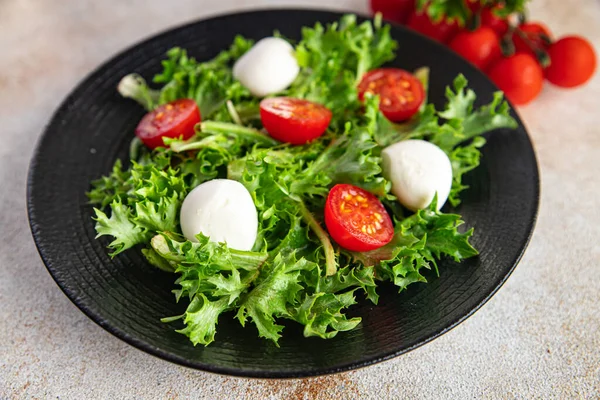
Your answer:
358;68;424;122
260;97;332;145
407;10;458;44
135;99;201;149
449;27;502;71
324;184;394;252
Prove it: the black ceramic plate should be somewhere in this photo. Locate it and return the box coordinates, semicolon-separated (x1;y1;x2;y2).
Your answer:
27;9;539;378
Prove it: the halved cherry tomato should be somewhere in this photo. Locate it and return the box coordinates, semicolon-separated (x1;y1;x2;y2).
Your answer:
324;184;394;252
449;27;502;70
488;53;544;105
135;99;201;149
370;0;414;24
407;9;459;43
357;68;425;122
260;97;332;145
513;22;552;57
545;36;597;88
481;6;509;36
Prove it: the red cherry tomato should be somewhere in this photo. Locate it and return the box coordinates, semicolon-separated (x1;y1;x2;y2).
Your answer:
449;27;502;70
545;36;597;88
135;99;201;149
513;22;552;57
481;6;509;36
370;0;414;24
324;184;394;252
259;97;332;145
488;53;544;105
357;68;425;122
465;0;480;14
407;10;459;43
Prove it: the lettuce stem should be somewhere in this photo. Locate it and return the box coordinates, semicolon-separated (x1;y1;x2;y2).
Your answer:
200;121;278;147
298;201;337;276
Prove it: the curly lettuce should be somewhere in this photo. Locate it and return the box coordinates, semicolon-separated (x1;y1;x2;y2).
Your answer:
88;15;516;346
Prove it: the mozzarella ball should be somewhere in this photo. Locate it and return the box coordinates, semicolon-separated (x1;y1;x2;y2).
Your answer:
179;179;258;251
381;140;453;211
233;37;300;97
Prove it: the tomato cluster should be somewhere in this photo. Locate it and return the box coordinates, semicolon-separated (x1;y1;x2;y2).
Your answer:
370;0;597;105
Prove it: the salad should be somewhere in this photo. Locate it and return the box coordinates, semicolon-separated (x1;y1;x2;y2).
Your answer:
88;14;517;346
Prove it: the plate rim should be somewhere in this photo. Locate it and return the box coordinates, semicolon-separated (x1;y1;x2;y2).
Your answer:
27;7;540;379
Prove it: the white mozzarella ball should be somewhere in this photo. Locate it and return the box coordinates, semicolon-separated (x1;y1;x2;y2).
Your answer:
381;140;453;211
179;179;258;251
233;37;300;97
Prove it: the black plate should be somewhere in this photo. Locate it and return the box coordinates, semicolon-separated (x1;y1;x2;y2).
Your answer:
27;9;539;378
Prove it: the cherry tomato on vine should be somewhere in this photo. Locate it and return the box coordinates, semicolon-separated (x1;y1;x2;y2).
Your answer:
135;99;201;149
545;36;597;88
449;27;502;70
465;0;480;14
324;184;394;252
407;10;459;43
260;97;332;145
370;0;414;24
513;22;552;57
488;53;544;105
481;6;509;36
357;68;425;122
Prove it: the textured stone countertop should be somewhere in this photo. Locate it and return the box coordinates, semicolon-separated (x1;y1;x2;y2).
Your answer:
1;0;599;398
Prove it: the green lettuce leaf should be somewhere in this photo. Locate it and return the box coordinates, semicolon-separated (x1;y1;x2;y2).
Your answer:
175;294;230;346
93;199;151;256
290;14;396;130
352;198;478;292
236;251;317;343
117;36;255;119
292;291;361;339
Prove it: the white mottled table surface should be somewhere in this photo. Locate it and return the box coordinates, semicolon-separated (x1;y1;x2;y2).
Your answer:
1;0;598;398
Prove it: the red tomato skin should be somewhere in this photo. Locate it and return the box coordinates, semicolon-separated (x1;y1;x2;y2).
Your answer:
465;0;480;14
481;6;509;36
488;53;544;105
135;99;201;149
449;27;502;70
513;22;552;57
545;36;597;88
370;0;414;24
357;68;425;122
324;184;394;252
260;97;332;145
407;10;459;43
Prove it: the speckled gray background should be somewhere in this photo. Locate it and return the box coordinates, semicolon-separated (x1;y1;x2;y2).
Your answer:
1;0;599;399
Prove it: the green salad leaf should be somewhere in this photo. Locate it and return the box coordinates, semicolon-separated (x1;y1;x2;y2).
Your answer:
118;36;256;120
88;14;516;346
289;14;396;130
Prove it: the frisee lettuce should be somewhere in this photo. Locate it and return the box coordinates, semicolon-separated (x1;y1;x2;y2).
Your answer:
89;15;516;346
